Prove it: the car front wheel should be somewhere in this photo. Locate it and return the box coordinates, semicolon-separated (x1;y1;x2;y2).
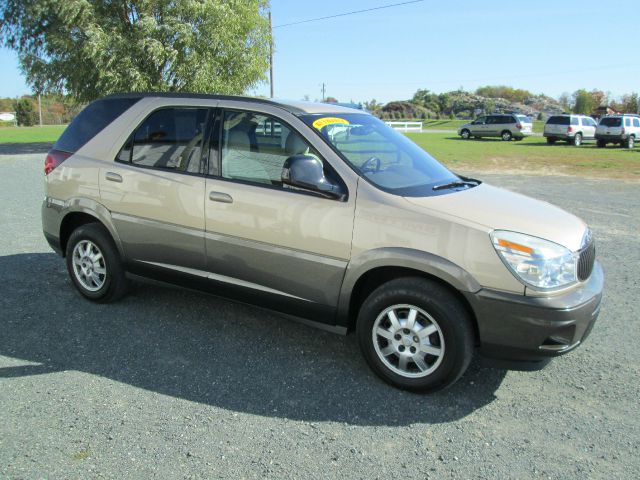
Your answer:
356;277;474;392
460;129;471;140
65;223;128;302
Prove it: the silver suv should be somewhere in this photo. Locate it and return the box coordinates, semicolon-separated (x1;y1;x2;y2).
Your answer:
595;114;640;148
458;114;533;141
544;114;597;146
42;94;602;392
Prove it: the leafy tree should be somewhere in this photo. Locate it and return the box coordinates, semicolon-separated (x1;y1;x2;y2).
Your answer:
589;89;607;108
0;0;271;102
14;97;37;126
363;99;382;113
619;93;639;113
572;89;595;115
475;85;532;103
558;92;572;111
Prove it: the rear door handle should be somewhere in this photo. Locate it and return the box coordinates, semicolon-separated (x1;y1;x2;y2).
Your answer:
105;172;123;183
209;191;233;203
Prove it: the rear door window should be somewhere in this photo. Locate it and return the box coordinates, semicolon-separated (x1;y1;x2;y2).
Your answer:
118;107;210;174
55;97;140;153
633;118;640;127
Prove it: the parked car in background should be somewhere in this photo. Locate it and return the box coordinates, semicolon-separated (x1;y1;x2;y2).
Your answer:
595;114;640;148
544;114;597;146
515;114;533;134
42;94;602;393
458;114;532;141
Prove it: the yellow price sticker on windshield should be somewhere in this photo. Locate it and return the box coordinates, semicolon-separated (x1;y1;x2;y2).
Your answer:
312;117;349;130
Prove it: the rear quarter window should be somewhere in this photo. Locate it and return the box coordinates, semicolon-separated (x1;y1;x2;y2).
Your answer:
54;97;140;153
571;117;579;126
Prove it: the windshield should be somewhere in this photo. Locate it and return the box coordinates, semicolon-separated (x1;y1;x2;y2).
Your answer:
300;113;463;196
516;115;532;124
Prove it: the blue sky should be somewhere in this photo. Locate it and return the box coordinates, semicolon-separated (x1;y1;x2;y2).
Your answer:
2;0;639;103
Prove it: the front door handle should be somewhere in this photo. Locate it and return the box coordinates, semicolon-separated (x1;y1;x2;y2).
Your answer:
209;191;233;204
105;172;123;183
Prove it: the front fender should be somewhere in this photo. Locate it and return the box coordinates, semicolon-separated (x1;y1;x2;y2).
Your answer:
335;247;482;326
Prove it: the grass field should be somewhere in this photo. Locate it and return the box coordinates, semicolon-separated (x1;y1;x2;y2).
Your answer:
407;132;640;180
0;125;66;144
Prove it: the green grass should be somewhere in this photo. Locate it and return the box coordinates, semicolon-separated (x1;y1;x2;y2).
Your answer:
406;132;640;179
0;125;66;143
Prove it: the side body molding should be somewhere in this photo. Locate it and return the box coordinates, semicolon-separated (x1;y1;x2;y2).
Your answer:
335;247;482;327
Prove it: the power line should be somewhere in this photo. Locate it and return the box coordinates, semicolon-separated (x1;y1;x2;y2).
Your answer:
273;0;426;29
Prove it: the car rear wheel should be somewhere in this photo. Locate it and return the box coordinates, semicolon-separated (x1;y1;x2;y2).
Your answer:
66;223;128;302
573;133;583;146
356;277;474;392
460;129;471;140
626;136;635;148
546;137;556;145
597;139;606;148
501;130;512;141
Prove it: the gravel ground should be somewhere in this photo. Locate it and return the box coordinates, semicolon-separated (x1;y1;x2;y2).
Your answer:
1;151;638;479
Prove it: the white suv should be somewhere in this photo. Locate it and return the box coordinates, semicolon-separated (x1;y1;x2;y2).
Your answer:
595;114;640;148
544;114;597;146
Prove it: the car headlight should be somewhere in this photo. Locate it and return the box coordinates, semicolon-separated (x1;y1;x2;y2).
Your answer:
491;230;577;290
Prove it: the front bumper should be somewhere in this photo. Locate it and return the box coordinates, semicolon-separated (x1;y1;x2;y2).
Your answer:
463;262;603;363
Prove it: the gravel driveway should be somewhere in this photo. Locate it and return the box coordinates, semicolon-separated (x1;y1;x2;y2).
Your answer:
1;151;638;479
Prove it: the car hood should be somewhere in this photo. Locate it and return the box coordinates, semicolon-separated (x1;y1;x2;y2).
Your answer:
404;183;587;251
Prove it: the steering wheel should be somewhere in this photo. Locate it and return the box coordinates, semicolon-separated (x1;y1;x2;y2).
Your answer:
361;156;381;173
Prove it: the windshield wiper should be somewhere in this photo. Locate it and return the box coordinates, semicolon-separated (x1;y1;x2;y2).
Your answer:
432;179;479;191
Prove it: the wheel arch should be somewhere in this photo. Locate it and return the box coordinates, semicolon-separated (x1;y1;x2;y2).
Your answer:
59;199;123;258
337;248;481;341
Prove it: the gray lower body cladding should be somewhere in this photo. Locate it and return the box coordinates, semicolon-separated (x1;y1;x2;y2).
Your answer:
464;262;603;363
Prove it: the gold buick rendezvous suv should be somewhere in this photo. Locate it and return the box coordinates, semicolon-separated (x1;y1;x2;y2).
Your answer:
42;94;603;392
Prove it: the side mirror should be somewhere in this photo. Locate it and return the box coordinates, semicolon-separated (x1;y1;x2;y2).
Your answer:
281;155;345;200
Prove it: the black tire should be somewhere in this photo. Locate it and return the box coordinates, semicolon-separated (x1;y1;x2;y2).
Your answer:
65;223;128;302
501;130;512;141
626;135;635;148
460;129;471;140
597;139;606;148
546;137;556;145
356;277;474;393
573;133;583;146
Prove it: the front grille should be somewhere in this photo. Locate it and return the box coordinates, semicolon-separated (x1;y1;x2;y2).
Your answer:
577;240;596;281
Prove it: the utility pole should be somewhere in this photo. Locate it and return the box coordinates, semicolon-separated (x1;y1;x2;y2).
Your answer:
38;93;43;127
269;11;274;98
321;83;326;101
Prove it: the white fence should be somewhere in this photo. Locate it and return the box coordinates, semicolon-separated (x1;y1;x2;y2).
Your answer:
384;121;423;132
